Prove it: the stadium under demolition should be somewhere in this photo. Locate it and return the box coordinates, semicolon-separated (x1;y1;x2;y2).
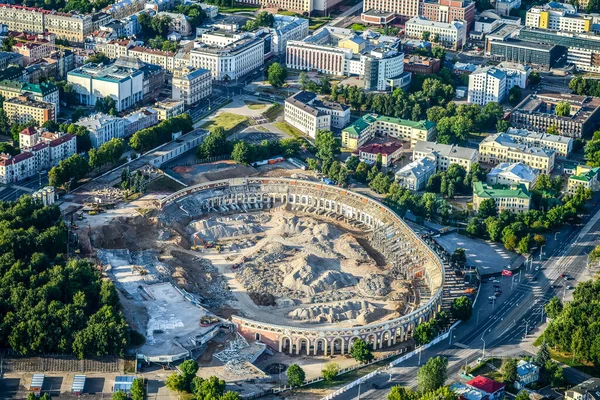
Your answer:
92;177;459;368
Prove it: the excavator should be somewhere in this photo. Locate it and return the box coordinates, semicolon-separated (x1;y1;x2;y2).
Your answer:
192;233;219;250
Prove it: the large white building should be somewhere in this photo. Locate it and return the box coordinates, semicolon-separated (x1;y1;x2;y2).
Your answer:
395;156;437;191
468;62;530;105
190;35;265;81
286;27;409;91
506;127;573;157
405;16;466;50
479;133;556;174
75;113;126;148
284;91;350;138
67;58;145;112
272;15;309;55
487;162;539;189
413;141;479;172
172;66;212;107
525;2;591;33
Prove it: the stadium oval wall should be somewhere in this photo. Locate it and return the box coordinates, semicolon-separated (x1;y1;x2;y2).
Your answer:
159;177;446;355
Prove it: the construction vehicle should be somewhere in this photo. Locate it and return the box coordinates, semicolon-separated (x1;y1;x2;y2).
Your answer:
200;316;219;327
193;233;215;249
191;245;201;251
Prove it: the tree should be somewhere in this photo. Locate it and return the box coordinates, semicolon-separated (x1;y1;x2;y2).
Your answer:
287;364;305;387
322;363;340;382
194;376;225;400
508;86;523;106
422;31;431;41
388;386;417;400
112;392;127;400
414;322;437;345
503;359;518;383
432;47;445;63
496;119;510;132
0;142;18;156
515;391;531;400
547;125;559;135
299;71;309;89
165;373;187;393
451;248;467;265
131;378;145;400
86;52;109;65
268;62;287;88
197;127;228;158
421;387;458;400
451;296;473;321
517;234;532;255
529;71;541;85
346;155;359;171
222;392;242;400
231;141;250;164
49;154;90;188
533;234;546;247
534;340;550;367
544;296;563;319
478;198;497;219
417;356;448;393
556;101;570;117
350;339;374;364
315;130;340;165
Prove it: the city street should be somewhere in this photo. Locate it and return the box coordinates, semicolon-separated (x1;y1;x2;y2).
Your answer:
0;172;48;202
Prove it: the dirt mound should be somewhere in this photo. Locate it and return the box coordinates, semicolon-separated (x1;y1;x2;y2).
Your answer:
357;274;391;297
281;253;357;296
288;300;380;323
188;214;267;242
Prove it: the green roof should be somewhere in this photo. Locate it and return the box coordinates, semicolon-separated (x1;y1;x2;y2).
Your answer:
570;167;600;182
0;80;57;96
342;113;435;139
473;182;531;199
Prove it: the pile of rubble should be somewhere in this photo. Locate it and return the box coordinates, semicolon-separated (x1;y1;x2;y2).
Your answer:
214;334;267;376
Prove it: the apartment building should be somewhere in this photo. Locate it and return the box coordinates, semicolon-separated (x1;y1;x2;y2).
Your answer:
420;0;476;31
13;42;53;65
342;113;435;149
152;99;184;120
510;92;600;138
75;113;126;148
123;108;158;137
567;165;600;194
172;66;212;107
0;51;24;70
0;80;59;113
19;127;77;169
395;156;437;191
405;17;466;50
487;162;539;189
158;12;191;35
0;152;36;184
102;0;146;19
479;133;556;173
190;35;265;81
286;27;409;91
272;15;309;55
0;5;45;36
506;127;573;157
525;3;591;33
468;67;507;105
356;142;404;167
413;141;479;172
284;91;350;138
4;95;55;125
473;181;532;213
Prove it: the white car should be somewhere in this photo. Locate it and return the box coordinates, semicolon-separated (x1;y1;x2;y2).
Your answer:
535;266;540;271
488;295;496;300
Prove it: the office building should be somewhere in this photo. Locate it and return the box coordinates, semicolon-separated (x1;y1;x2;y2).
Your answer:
361;10;396;25
4;95;55;125
468;67;507;105
489;39;562;68
510;92;600;138
506;127;573;157
342;113;435;149
190;35;265;81
525;3;591;33
356;142;404;167
479;133;556;173
362;0;419;23
395;156;437;191
405;16;466;50
487;162;539;189
284;91;350;138
286;27;409;91
473;182;532;213
123;108;158;137
413;141;479;172
75;113;126;148
172;66;212;107
420;0;476;31
152;99;185;120
272;15;309;55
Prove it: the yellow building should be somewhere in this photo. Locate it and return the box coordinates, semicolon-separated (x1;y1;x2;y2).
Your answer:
567;165;600;194
4;95;56;126
479;133;555;174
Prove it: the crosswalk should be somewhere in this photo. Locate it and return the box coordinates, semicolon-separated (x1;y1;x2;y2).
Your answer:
453;342;469;349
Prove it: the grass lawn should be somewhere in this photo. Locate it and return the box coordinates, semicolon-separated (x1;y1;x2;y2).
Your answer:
274;121;305;140
347;23;368;31
244;100;267;110
470;358;503;382
263;103;283;121
278;10;300;16
532;334;600;377
201;112;251;134
146;175;185;192
218;5;259;13
309;16;332;30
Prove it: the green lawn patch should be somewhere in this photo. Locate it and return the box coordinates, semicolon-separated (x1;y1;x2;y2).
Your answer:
347;23;368;31
309;16;332;30
218;5;259;13
263;103;283;121
244;100;267;110
278;10;300;16
274;121;305;139
201;112;252;134
146;175;185;192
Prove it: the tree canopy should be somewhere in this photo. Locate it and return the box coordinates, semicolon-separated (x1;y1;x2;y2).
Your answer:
268;62;287;88
417;356;448;393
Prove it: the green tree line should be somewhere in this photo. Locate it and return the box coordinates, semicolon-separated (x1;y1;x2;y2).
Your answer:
130;114;193;152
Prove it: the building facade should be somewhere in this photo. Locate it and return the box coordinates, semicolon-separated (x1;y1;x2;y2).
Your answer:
284;91;349;138
420;0;476;31
152;99;184;120
473;181;532;213
172;66;212;107
506;127;573;157
468;66;507;105
356;142;404;167
4;95;55;125
405;16;466;50
75;113;126;148
413;140;479;172
395;156;437;191
567;165;600;194
272;15;309;55
123;108;158;137
487;162;539;189
479;133;556;174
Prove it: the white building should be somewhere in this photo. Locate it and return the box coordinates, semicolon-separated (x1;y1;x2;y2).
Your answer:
487;162;539;189
0;152;36;184
172;65;212;107
272;14;309;55
515;360;540;390
284;91;350;138
395;156;437;191
190;35;265;81
525;3;590;33
75;113;126;148
468;67;507;105
67;59;144;112
506;127;573;157
405;16;466;50
19;126;77;168
158;12;192;35
123;108;158;137
413;141;479;172
479;133;556;174
153;99;184;120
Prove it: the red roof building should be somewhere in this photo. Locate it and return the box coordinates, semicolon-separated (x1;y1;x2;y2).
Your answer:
355;142;405;167
466;376;506;400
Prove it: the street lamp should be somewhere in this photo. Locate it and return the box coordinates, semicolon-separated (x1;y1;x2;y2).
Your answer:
480;335;486;360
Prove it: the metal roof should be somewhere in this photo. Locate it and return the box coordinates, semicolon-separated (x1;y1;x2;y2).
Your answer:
72;375;86;392
30;374;45;389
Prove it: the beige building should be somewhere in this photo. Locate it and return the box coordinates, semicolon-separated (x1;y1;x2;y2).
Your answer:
479;133;555;174
413;141;479;172
152;99;184;121
567;165;600;194
506;127;573;157
172;66;212;107
4;95;56;126
473;181;532;213
284;91;350;139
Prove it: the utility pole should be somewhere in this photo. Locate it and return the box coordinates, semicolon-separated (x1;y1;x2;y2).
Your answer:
358;381;361;400
481;336;486;360
524;321;529;338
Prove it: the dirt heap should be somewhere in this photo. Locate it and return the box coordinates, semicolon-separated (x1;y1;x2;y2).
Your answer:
187;214;268;242
357;274;392;297
281;253;357;296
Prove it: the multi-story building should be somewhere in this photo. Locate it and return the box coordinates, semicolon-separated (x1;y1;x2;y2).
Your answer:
515;361;540;391
123;108;158;137
498;61;531;89
0;152;36;184
489;38;562;68
567;165;600;194
404;55;441;74
12;42;53;65
342;113;435;149
0;80;59;113
286;27;409;91
405;17;466;50
158;12;191;35
19;127;77;169
468;67;507;105
362;0;420;23
75;113;125;148
102;0;146;19
506;127;573;157
0;5;45;36
473;181;532;213
487;162;539;189
565;378;600;400
495;0;521;16
271;14;309;55
479;133;556;173
152;99;184;120
0;51;24;70
284;91;349;138
361;10;396;25
420;0;476;31
510;92;600;138
172;66;212;107
356;142;404;167
474;11;521;33
236;0;343;16
190;35;265;81
413;140;479;172
525;3;591;33
395;156;437;191
4;95;55;125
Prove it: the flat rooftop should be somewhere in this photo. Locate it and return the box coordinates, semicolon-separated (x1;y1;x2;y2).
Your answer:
514;91;600;123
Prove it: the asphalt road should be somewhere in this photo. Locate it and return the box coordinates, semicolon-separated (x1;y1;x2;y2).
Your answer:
0;172;49;202
337;196;600;400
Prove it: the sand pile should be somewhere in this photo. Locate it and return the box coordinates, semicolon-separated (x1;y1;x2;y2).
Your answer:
281;253;357;296
188;214;267;242
358;274;391;297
